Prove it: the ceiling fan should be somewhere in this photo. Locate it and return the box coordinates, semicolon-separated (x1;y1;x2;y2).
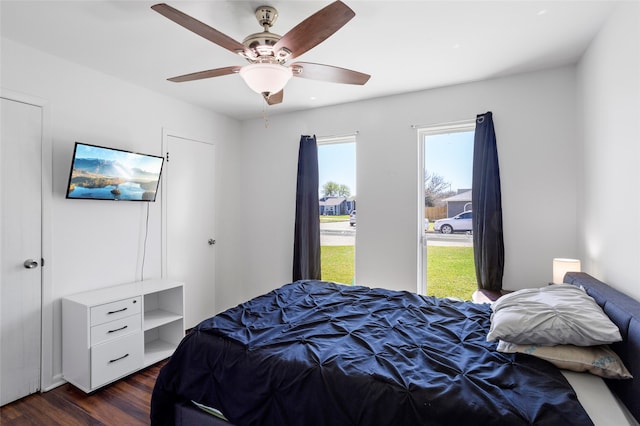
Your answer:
151;1;370;105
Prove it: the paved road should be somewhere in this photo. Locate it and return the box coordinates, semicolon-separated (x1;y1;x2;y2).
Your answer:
320;221;356;246
320;221;473;247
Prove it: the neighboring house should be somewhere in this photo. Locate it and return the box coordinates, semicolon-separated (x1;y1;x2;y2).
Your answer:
319;196;347;215
346;197;356;213
319;196;355;215
443;190;472;218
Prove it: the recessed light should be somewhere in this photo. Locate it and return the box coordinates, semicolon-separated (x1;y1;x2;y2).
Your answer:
537;9;548;16
310;96;317;101
453;43;461;49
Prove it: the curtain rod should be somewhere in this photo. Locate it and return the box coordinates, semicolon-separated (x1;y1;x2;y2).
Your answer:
317;131;359;143
410;119;476;131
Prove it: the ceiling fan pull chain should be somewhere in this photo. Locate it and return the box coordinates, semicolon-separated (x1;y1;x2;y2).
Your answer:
262;105;270;129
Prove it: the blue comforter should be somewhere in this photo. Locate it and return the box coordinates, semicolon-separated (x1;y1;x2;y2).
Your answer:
151;280;592;425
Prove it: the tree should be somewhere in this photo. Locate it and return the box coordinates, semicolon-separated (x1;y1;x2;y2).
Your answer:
424;171;451;206
322;181;351;198
338;184;351;198
322;181;340;197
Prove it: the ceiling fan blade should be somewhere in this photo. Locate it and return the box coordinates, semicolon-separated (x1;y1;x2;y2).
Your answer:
151;3;246;56
167;66;241;82
273;1;355;61
291;62;370;85
264;90;284;105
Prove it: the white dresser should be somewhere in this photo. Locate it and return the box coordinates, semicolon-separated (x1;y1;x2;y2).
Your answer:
62;279;184;393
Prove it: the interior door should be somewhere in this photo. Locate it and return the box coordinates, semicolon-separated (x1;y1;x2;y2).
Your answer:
1;97;42;405
164;133;216;328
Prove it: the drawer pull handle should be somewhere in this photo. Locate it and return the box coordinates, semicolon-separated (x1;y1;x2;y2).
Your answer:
107;325;128;334
107;307;128;315
109;353;129;364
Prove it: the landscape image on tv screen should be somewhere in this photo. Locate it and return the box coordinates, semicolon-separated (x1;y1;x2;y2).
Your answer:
66;143;164;201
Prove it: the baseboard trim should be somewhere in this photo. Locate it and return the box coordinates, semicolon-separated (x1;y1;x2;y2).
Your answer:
41;374;66;392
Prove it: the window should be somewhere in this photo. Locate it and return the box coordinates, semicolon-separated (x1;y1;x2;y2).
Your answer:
418;122;475;299
317;135;356;284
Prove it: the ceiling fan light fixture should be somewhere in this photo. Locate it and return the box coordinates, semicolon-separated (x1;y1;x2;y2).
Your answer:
153;1;368;106
239;63;293;95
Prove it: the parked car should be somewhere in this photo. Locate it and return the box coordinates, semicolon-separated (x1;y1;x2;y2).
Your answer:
433;211;472;234
349;210;356;226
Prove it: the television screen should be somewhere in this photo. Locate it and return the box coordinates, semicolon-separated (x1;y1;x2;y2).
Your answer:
65;142;164;201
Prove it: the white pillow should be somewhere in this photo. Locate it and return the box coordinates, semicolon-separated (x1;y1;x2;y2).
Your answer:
496;340;632;379
487;285;622;346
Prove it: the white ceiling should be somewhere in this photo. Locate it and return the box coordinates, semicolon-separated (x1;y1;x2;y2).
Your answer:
1;1;617;121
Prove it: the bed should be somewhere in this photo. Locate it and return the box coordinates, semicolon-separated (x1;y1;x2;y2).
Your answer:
150;272;639;425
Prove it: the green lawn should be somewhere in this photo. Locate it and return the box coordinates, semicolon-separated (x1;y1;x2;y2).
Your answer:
321;245;476;300
320;245;355;285
425;246;477;300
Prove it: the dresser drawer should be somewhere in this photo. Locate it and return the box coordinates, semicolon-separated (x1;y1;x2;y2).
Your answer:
91;314;141;346
91;332;143;388
90;297;141;326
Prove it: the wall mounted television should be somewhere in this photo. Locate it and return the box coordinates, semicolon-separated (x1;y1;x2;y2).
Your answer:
65;142;164;201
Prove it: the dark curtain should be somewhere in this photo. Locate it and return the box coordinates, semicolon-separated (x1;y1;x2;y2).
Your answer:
293;135;321;281
472;112;504;291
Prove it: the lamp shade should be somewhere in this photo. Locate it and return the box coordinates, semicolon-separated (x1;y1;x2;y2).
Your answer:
239;63;293;95
552;258;581;284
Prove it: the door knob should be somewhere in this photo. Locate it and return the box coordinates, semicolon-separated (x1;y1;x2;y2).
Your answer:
23;259;39;269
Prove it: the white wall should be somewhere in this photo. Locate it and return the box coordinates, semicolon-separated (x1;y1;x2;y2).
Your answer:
3;0;638;393
577;2;640;300
237;66;580;302
1;38;242;389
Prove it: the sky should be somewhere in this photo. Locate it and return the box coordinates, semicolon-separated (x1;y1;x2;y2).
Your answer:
318;142;356;197
317;131;473;198
424;131;474;192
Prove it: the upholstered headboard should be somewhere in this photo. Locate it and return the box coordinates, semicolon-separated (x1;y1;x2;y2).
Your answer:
564;272;640;423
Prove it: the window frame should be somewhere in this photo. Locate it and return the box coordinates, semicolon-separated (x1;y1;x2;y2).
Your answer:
317;133;357;284
416;120;475;295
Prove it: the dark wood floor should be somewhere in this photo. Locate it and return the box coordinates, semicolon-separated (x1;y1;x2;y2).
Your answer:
0;360;166;425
